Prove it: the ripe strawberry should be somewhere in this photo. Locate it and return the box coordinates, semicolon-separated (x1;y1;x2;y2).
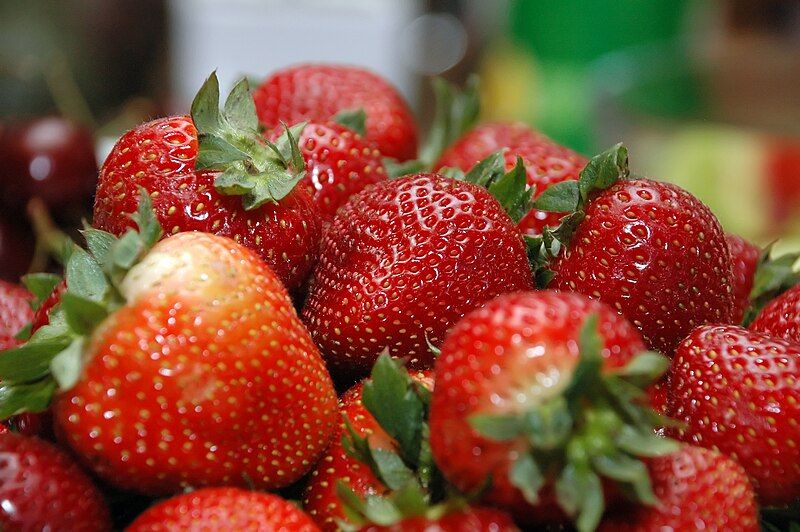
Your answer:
253;64;418;162
0;432;112;531
750;284;800;344
272;119;388;222
302;171;534;381
599;445;758;532
429;291;674;530
0;280;32;351
93;73;320;293
667;325;800;505
529;144;734;354
436;122;588;236
303;368;433;531
726;233;761;324
0;196;338;495
360;506;519;532
126;487;319;531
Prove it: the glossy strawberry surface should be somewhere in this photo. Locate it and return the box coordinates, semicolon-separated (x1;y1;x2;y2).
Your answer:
667;325;800;505
599;446;758;532
550;179;734;355
127;487;319;531
0;280;32;351
279;122;388;222
0;433;111;531
54;232;338;495
750;284;800;344
302;173;533;380
93;116;321;292
726;233;760;324
253;64;418;162
303;371;433;531
429;291;646;522
436;122;587;236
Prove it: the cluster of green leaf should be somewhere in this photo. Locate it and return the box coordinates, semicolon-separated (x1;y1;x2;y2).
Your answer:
191;72;307;210
337;354;450;528
0;190;162;419
469;315;676;532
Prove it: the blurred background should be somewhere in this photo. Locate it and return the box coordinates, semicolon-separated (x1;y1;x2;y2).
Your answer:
2;0;800;281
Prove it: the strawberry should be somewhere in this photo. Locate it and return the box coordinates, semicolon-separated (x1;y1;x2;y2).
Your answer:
429;291;675;531
0;432;112;531
93;73;320;293
666;324;800;506
0;280;32;351
726;233;761;324
0;193;338;495
528;144;734;354
126;487;319;531
272;117;388;222
302;167;534;381
252;64;418;162
599;445;758;532
303;365;433;531
436;122;588;236
750;284;800;344
360;506;519;532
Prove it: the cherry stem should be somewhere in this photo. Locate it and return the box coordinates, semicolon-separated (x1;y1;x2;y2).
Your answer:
26;197;71;272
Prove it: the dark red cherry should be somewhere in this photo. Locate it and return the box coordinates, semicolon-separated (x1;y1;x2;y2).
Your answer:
0;116;97;213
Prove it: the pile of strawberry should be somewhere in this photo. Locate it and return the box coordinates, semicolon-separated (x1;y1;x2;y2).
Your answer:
0;63;798;532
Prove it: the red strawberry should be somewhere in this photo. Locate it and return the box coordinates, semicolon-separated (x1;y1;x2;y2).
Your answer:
253;64;418;162
126;487;319;531
436;122;588;236
274;119;388;222
429;291;674;530
529;145;734;355
726;233;761;324
0;198;338;495
667;325;800;505
302;172;533;381
0;433;111;531
0;280;32;351
303;369;433;531
361;506;519;532
30;278;66;333
599;445;758;532
93;73;320;292
750;284;800;344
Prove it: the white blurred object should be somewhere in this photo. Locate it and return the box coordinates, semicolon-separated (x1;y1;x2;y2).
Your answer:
168;0;424;112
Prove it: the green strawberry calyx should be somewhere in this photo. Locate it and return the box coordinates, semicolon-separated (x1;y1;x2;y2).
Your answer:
742;243;800;326
0;189;162;420
386;76;480;178
469;314;678;532
337;353;458;529
191;71;307;210
442;151;533;224
525;143;629;287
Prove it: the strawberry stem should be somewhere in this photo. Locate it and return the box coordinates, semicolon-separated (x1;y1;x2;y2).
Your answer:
469;314;676;532
191;72;307;210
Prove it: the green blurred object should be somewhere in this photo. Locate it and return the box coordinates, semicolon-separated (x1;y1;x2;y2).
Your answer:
505;0;691;153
